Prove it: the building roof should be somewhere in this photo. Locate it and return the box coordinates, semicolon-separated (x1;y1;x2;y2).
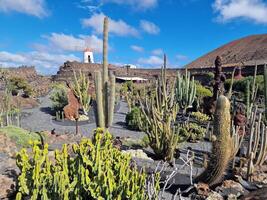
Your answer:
115;76;148;81
84;48;93;52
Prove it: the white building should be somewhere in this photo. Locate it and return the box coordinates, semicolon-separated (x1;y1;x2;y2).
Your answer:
84;48;94;63
125;64;137;69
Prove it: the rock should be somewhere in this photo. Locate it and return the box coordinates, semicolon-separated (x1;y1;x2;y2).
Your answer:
241;187;267;200
0;174;16;199
0;134;18;157
216;180;248;198
206;191;224;200
122;149;153;161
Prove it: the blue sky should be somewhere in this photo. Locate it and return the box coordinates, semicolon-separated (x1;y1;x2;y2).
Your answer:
0;0;267;74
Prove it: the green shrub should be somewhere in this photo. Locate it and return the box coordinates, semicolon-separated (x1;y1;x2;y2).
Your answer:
50;84;68;112
125;107;142;131
0;126;40;147
179;123;206;142
196;83;212;98
191;111;211;122
225;75;264;96
16;129;160;200
7;77;34;97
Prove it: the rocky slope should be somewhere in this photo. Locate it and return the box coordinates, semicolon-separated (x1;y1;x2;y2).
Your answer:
187;34;267;69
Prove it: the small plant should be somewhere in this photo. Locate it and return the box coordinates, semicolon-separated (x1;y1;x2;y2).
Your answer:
50;84;68;112
7;76;34;97
179;123;206;142
191;111;211;123
125;107;142;131
195;83;212;99
15;129;160;200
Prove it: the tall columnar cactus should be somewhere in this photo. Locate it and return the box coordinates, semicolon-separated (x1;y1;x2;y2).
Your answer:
264;64;267;120
195;95;233;186
246;65;258;119
94;17;115;128
138;55;179;162
71;70;91;115
175;70;196;112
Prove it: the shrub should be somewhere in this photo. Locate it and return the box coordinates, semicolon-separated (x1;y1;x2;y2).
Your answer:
179;123;206;142
191;111;211;122
7;77;34;97
125;107;142;131
195;83;212;99
50;84;68;112
225;75;264;96
16;129;160;200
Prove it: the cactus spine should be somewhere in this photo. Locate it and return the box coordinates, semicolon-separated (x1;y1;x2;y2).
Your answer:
195;95;233;186
94;17;115;128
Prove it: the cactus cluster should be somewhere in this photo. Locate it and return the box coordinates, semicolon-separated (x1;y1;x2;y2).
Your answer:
94;17;115;128
175;70;196;112
15;129;159;200
138;55;179;161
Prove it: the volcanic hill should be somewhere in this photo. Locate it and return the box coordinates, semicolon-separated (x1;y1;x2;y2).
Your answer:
186;34;267;69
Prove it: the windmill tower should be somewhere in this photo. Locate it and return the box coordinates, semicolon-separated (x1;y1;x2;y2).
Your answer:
84;48;94;63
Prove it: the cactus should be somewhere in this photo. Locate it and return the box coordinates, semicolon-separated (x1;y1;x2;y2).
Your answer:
264;64;267;120
138;54;179;161
175;69;196;112
71;70;91;115
94;17;116;128
195;95;233;186
15;129;160;200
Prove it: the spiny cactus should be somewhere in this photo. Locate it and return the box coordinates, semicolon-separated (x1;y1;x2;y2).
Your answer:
94;17;116;128
71;70;91;115
264;64;267;120
175;69;196;112
15;129;160;200
195;95;233;186
138;54;179;162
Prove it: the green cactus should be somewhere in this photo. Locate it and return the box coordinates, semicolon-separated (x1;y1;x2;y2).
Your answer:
15;129;160;200
175;69;196;113
195;95;233;186
264;64;267;120
71;70;91;115
138;54;179;162
94;17;116;129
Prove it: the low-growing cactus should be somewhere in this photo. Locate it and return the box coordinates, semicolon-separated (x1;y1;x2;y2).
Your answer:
16;129;160;200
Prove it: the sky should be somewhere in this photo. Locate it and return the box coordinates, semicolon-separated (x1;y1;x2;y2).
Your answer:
0;0;267;75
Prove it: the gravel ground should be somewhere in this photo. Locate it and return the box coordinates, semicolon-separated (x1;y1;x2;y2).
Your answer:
21;93;145;140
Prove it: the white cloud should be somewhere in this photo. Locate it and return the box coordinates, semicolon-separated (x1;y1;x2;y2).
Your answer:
151;48;163;56
137;55;163;66
140;20;160;35
0;0;48;18
44;33;102;53
0;51;80;74
82;13;139;37
213;0;267;24
80;0;157;10
175;54;189;61
131;45;144;52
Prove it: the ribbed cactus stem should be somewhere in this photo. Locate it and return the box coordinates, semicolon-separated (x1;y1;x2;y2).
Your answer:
103;17;109;84
108;73;116;127
264;64;267;120
94;71;104;128
195;95;233;186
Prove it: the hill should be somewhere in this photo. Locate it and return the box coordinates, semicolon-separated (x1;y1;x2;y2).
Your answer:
186;34;267;69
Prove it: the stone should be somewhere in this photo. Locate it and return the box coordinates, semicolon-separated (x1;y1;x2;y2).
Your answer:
122;149;153;161
216;180;248;198
206;191;224;200
0;174;16;199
